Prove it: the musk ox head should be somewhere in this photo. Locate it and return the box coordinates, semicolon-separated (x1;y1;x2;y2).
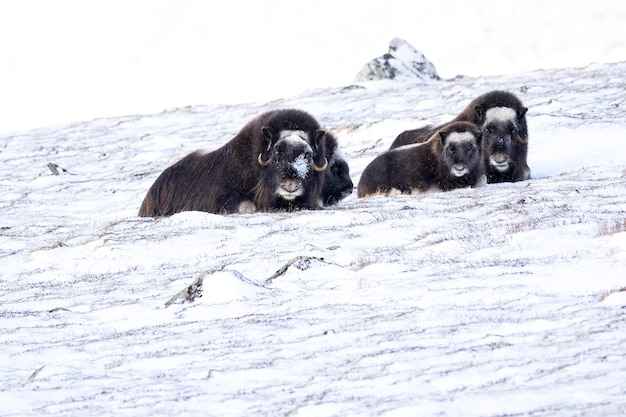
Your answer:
472;91;530;182
438;122;484;189
321;134;353;205
255;126;328;211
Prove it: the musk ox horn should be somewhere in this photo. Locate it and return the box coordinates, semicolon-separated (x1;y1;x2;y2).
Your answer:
313;157;328;172
257;153;271;167
517;136;529;144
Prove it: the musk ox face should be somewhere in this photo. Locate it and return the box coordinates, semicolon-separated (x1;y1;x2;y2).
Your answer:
322;148;353;205
439;127;483;188
256;128;327;210
480;106;525;173
473;100;530;182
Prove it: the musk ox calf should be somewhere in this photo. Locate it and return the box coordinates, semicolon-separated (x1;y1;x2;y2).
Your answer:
322;133;354;205
390;90;530;183
357;121;484;197
138;109;331;216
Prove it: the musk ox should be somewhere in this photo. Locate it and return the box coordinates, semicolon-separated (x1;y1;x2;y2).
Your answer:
357;121;484;197
138;109;330;216
321;133;353;205
389;90;530;183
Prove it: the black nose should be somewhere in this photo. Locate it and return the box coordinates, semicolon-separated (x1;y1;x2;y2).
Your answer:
494;135;510;150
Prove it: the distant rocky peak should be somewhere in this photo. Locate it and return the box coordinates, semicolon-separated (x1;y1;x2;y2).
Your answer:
354;38;440;82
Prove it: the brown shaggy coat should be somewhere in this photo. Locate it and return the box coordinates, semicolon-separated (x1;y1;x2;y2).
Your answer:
358;122;484;197
390;90;530;183
138;109;329;216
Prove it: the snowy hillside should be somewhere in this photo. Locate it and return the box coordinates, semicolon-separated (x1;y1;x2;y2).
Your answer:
1;62;626;416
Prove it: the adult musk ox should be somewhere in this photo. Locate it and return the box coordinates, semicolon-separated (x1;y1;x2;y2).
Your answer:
390;90;530;183
138;109;330;216
357;121;484;197
322;133;353;205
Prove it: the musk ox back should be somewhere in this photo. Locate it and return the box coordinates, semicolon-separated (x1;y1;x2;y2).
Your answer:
138;109;329;216
321;133;353;205
358;121;484;197
389;90;530;183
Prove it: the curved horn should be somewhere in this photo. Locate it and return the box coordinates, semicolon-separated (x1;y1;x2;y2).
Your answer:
313;157;328;172
517;135;529;144
257;153;271;167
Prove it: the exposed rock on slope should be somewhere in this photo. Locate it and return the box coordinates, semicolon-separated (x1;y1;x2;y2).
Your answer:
354;37;440;82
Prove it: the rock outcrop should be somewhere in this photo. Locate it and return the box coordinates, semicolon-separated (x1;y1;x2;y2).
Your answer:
354;38;440;82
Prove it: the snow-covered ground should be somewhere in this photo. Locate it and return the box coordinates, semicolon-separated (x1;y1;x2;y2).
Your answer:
1;61;626;416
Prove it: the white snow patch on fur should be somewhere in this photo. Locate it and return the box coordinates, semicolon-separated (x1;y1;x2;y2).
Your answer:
291;153;311;179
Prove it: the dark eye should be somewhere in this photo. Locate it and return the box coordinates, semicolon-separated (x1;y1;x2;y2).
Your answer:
466;148;474;157
331;163;341;175
483;126;493;135
510;126;518;136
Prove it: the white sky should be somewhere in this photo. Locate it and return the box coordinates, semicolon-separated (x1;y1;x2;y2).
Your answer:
1;0;625;134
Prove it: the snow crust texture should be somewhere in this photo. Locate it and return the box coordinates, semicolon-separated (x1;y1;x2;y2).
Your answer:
1;62;626;416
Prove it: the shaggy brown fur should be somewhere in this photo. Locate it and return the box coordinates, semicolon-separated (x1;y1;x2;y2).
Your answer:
138;109;329;216
389;90;530;183
321;133;353;205
358;122;484;197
